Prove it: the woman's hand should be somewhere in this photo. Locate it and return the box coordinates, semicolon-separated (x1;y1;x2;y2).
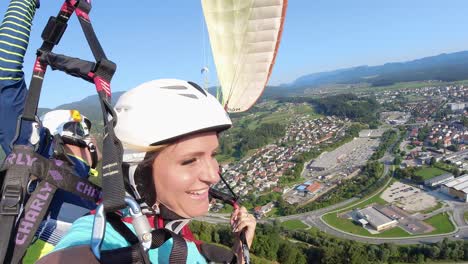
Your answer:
230;206;256;264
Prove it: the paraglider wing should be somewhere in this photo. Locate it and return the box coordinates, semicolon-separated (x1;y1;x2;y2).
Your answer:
201;0;287;113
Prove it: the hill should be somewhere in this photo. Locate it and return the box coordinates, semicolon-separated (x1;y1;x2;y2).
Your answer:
32;50;468;120
290;50;468;89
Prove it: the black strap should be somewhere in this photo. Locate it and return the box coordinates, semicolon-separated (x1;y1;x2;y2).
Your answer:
1;1;121;263
1;146;101;202
200;243;236;264
101;243;151;264
0;146;101;263
107;213;139;245
0;146;34;262
150;229;188;264
10;181;57;264
25;0;125;214
105;214;188;264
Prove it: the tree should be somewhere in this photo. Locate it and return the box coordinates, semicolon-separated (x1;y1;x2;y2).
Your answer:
394;156;402;165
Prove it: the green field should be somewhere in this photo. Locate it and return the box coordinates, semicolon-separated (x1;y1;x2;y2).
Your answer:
351;80;468;94
374;226;410;237
281;219;309;230
322;214;372;236
424;213;455;235
244;102;322;130
415;167;447;180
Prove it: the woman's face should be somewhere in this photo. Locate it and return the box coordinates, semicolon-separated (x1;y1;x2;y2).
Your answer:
152;131;220;218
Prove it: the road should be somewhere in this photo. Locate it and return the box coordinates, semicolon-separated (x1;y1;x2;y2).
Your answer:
200;128;468;244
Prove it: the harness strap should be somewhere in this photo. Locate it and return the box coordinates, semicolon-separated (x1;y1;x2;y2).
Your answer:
0;145;100;263
0;0;120;263
107;213;139;244
2;146;101;202
105;213;188;264
10;181;57;264
101;243;151;264
0;146;36;262
28;0;124;214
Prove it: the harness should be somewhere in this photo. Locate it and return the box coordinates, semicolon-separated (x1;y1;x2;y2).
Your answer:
0;1;251;263
0;0;118;263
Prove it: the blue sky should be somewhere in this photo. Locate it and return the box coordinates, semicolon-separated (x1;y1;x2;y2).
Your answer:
1;0;468;108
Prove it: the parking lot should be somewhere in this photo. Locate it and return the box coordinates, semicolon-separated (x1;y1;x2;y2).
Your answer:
308;137;379;172
381;182;437;212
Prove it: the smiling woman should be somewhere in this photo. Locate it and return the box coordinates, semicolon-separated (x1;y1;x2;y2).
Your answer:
37;79;257;264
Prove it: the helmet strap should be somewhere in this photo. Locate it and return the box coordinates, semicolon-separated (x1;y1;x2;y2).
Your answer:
87;141;98;169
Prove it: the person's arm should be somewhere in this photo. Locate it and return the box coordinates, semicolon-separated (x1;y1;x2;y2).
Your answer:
0;0;38;154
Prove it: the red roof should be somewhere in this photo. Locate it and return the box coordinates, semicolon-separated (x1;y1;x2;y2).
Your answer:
306;182;321;193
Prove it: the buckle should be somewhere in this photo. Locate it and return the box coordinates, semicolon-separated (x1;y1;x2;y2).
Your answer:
0;185;22;216
93;59;116;81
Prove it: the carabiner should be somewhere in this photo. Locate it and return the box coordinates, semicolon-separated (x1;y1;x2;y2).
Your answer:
91;196;153;259
124;197;153;251
91;203;105;260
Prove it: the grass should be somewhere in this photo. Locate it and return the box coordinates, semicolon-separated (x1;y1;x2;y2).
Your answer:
419;201;444;214
281;219;309;230
464;212;468;223
374;226;410;237
414;167;447;180
354;80;468;94
244;102;322;129
424;212;455;235
266;207;279;217
322;214;372;236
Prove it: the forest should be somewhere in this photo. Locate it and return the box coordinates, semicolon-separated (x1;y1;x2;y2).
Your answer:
190;220;468;264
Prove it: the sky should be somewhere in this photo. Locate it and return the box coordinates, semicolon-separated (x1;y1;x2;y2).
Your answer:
1;0;468;108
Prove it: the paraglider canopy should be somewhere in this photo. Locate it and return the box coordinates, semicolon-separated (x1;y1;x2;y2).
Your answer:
201;0;287;113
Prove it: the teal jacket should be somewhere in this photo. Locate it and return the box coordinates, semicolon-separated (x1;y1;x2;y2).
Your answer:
52;215;207;264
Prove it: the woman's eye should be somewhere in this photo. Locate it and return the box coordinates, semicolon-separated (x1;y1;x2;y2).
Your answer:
181;158;196;165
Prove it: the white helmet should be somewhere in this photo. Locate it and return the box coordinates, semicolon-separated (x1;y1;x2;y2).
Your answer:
40;109;97;168
114;79;232;163
40;109;91;140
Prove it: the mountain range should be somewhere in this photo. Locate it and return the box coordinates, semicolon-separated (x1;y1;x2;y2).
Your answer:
39;50;468;120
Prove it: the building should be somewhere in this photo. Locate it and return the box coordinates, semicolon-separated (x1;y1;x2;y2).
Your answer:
356;206;398;231
306;182;321;194
447;102;468;112
424;173;455;187
295;182;321;196
254;202;275;219
441;174;468;202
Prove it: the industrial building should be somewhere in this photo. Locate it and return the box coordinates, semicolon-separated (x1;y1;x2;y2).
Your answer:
441;174;468;202
424;173;454;187
355;206;398;231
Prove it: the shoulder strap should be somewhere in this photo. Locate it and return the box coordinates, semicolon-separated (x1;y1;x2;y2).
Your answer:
104;214;188;264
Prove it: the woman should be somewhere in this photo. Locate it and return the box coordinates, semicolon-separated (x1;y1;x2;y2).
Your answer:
38;79;256;263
